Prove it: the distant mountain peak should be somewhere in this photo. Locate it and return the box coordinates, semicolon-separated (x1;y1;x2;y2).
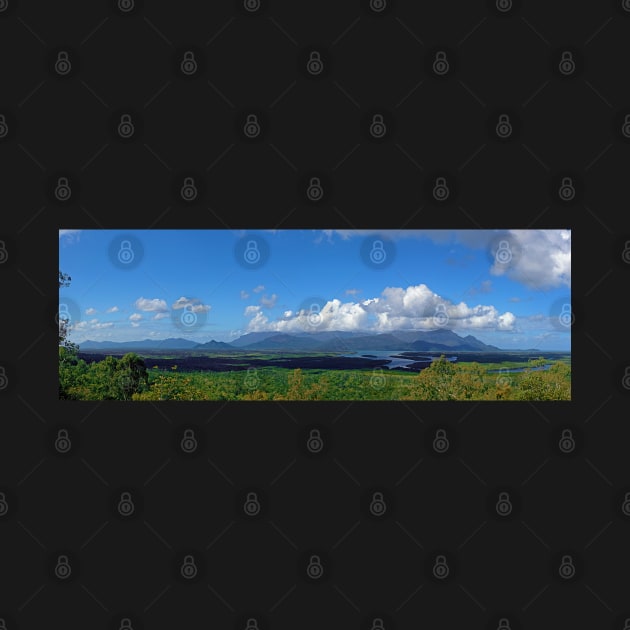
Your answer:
78;329;503;353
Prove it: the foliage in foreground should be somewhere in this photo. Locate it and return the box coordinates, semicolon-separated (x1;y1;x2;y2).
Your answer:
60;354;571;401
59;350;149;400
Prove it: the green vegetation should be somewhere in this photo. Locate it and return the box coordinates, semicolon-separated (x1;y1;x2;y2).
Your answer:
59;270;149;400
60;355;570;401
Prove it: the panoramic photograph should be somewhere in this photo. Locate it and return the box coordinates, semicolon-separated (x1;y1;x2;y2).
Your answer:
58;229;571;401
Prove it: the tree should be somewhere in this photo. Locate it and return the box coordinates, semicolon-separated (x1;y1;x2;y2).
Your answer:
117;353;149;400
58;270;78;354
59;270;71;288
411;355;458;400
59;270;79;398
287;368;306;399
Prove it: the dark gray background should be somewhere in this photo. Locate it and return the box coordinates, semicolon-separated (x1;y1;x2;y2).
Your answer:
1;0;630;628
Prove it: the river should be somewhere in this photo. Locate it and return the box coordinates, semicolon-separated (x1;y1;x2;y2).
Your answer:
342;350;457;370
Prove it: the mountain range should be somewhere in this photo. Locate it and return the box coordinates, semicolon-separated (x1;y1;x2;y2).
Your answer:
78;329;504;352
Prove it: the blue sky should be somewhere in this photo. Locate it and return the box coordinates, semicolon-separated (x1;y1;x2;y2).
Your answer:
59;229;571;350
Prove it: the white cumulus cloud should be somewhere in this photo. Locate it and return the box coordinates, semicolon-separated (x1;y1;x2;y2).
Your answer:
489;229;571;290
245;283;516;335
318;229;571;290
260;294;278;309
59;229;82;245
134;297;168;312
172;297;211;313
